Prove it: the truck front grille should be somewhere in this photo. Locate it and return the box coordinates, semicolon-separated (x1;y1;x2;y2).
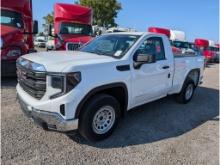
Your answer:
17;66;46;100
66;42;81;51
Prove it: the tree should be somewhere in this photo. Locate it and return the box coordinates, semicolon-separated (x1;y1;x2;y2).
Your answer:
43;12;54;25
77;0;122;27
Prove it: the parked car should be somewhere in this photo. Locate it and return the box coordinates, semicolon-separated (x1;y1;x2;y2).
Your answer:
16;32;205;141
34;38;46;48
46;37;55;51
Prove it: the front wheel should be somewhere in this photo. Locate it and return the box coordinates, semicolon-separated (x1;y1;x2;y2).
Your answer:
78;94;120;141
175;78;195;104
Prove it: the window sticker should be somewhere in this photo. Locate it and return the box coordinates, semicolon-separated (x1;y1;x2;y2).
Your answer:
114;50;123;56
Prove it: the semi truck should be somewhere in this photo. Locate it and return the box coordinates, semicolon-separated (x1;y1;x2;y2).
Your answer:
148;27;182;55
17;32;205;141
214;44;220;62
207;40;218;62
194;38;213;62
1;0;38;76
170;30;195;55
49;3;93;51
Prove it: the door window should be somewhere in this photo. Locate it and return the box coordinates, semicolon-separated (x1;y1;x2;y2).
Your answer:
136;37;165;60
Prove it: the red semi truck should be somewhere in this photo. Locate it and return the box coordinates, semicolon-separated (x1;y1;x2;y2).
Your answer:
49;3;93;51
148;27;182;55
214;44;220;62
194;39;214;62
0;0;38;76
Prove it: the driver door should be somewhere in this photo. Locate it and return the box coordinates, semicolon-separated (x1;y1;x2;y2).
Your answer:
131;36;172;107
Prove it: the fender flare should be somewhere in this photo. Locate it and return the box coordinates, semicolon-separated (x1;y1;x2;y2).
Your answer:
182;68;200;89
75;82;128;119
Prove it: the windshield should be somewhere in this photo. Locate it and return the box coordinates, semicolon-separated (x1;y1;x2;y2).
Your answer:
172;41;189;49
37;39;46;42
0;9;23;28
208;46;219;51
59;22;92;35
80;34;140;58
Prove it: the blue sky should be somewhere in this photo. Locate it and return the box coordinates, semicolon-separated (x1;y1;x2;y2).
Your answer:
33;0;219;42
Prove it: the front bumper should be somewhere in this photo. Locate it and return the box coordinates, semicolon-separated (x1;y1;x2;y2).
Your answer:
46;45;54;50
17;94;78;132
38;43;46;48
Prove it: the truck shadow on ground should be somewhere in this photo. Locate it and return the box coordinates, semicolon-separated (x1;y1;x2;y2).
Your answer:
206;62;219;68
67;86;219;148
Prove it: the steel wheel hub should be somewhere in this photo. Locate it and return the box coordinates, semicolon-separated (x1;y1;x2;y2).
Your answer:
185;84;194;100
92;105;115;134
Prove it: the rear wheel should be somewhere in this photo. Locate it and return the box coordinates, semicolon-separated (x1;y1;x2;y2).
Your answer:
79;94;120;141
175;78;195;104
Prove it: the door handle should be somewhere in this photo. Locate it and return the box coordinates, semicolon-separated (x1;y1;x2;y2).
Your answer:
162;66;170;69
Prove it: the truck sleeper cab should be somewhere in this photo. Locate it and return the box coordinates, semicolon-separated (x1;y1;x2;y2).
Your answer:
16;32;204;141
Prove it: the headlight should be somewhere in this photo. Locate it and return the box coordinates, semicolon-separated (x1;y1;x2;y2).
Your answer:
31;62;46;71
66;72;81;92
7;48;21;57
50;72;81;99
17;57;46;72
0;37;3;48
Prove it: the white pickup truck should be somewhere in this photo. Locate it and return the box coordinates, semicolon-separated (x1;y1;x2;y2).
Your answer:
16;32;205;141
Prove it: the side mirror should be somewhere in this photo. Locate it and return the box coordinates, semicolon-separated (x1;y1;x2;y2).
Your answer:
33;20;38;34
133;51;156;69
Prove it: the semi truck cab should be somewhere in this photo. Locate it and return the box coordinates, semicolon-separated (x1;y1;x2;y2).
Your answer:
148;27;182;55
195;39;213;62
49;3;93;51
0;0;38;76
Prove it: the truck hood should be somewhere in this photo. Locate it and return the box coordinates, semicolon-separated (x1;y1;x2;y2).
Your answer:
22;51;117;72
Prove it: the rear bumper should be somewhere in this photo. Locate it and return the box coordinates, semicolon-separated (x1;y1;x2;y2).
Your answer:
1;60;17;77
17;94;78;132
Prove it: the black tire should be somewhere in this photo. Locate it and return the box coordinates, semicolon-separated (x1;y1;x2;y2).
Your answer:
78;94;120;141
175;78;195;104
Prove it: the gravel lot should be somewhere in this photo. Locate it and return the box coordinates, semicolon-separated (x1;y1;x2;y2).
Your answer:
1;63;219;165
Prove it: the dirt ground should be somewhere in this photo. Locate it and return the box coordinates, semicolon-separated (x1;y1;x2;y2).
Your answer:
1;63;219;165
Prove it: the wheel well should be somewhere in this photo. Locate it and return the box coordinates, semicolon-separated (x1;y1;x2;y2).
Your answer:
186;69;200;86
75;83;128;119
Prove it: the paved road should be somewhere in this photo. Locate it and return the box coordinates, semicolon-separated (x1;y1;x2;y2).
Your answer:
1;63;219;165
